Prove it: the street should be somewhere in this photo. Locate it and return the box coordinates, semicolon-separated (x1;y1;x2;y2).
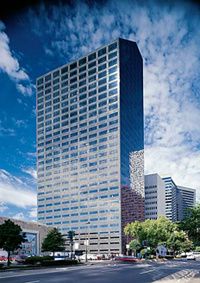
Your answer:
0;259;200;283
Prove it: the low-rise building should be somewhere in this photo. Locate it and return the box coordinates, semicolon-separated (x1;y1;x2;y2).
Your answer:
0;217;50;256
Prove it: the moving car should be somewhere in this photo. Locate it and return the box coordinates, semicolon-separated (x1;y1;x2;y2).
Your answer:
115;255;138;262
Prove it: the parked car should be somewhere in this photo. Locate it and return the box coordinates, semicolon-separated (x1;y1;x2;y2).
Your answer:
186;253;196;260
79;253;98;260
192;252;200;259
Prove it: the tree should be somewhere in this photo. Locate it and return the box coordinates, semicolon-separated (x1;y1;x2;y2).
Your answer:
67;230;75;259
124;221;146;245
124;217;191;256
129;239;141;256
42;228;65;257
167;230;193;255
179;204;200;246
125;217;175;250
0;219;26;266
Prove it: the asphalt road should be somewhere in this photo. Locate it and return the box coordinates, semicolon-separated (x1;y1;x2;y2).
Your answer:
0;259;200;283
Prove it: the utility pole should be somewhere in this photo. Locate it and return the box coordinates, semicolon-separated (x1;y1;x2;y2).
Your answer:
85;221;90;262
67;230;75;259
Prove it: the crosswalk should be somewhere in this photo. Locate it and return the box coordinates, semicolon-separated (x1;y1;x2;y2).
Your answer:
154;267;199;282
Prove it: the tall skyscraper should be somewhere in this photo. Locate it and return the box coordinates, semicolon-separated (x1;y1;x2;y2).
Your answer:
36;38;144;255
144;174;166;220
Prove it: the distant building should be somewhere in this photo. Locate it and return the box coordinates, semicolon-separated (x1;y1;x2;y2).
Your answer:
177;186;196;221
0;217;50;256
163;177;196;222
162;177;178;222
145;175;196;222
144;174;166;219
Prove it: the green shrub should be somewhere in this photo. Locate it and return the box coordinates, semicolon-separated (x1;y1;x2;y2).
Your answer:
25;256;53;265
0;263;4;269
41;259;78;266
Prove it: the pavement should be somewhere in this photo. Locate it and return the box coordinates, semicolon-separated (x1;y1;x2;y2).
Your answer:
0;259;200;283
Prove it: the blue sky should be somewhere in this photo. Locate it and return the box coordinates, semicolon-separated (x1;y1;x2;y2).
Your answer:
0;0;200;221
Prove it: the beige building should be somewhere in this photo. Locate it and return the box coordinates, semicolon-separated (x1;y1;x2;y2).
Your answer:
0;217;51;255
145;174;166;220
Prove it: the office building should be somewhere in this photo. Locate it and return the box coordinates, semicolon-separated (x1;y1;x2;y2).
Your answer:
177;186;196;221
144;174;166;219
145;174;196;222
163;177;196;222
36;38;144;255
162;177;177;222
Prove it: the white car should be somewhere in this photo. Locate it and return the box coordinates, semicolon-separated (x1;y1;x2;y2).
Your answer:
186;253;196;260
79;253;98;260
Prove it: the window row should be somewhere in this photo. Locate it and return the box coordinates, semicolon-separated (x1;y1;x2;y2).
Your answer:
37;91;118;118
37;59;117;93
37;72;118;102
37;70;118;100
37;42;118;86
37;102;118;125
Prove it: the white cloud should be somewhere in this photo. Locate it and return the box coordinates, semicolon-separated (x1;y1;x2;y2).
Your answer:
16;83;33;96
29;207;37;218
27;152;36;158
0;120;15;136
12;212;26;221
0;169;37;208
0;202;8;213
0;21;33;96
44;47;54;57
22;168;37;180
11;118;27;128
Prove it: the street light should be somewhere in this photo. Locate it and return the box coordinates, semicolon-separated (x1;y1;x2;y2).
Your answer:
126;244;130;256
84;221;90;262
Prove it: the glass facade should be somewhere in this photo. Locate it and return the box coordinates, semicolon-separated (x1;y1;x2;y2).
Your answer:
36;38;144;254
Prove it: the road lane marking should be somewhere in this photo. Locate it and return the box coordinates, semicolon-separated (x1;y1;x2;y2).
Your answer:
0;264;103;279
140;268;156;274
154;269;200;282
25;281;40;283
